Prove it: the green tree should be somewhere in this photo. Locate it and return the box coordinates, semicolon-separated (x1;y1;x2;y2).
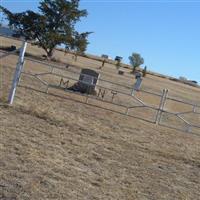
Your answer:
71;31;91;61
0;0;91;59
129;53;144;73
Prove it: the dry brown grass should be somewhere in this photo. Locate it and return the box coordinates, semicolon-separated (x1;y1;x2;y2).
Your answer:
0;36;200;200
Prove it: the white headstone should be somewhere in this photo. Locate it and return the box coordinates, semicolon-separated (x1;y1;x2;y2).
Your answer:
131;72;143;95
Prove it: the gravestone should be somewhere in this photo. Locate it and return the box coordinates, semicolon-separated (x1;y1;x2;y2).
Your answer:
134;72;143;91
131;72;143;95
115;56;123;62
118;70;124;75
77;69;100;94
101;54;109;59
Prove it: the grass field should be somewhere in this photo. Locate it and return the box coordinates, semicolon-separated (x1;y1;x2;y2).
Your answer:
0;36;200;200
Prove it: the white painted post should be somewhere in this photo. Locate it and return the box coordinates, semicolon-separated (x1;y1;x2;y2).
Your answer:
155;89;168;124
159;89;168;123
131;87;135;96
8;41;27;105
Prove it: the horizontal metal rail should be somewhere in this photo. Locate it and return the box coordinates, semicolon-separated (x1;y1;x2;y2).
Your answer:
21;71;140;100
160;109;200;128
24;57;163;97
20;60;200;135
21;71;159;111
166;96;200;108
18;84;156;124
18;82;200;135
2;35;198;135
25;57;134;90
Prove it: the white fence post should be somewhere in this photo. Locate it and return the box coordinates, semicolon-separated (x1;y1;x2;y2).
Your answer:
155;89;168;124
8;40;27;105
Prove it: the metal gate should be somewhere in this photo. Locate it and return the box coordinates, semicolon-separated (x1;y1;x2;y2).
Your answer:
1;37;200;135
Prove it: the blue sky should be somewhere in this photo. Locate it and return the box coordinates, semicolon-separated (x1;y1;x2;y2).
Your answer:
1;0;200;82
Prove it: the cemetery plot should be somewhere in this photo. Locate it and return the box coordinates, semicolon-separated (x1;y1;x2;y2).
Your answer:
17;57;200;135
18;57;163;123
1;36;199;135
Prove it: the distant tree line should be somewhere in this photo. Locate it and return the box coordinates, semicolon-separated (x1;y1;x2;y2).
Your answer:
1;0;148;77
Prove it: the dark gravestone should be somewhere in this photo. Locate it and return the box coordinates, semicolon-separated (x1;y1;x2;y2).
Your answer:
115;56;123;62
10;45;17;51
77;69;100;94
101;54;109;59
118;70;124;75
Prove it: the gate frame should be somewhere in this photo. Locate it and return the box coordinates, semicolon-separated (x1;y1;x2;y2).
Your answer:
1;35;199;135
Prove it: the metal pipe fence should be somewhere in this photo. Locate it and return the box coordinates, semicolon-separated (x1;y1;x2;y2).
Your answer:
18;57;200;135
0;36;199;135
19;70;160;122
24;57;162;97
158;95;200;134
